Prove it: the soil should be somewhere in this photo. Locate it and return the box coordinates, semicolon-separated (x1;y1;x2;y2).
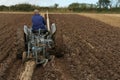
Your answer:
80;13;120;27
0;13;32;80
0;13;120;80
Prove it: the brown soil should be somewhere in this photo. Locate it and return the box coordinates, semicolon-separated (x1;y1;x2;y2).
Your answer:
0;13;120;80
0;13;32;80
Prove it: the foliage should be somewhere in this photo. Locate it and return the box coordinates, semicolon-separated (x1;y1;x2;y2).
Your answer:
0;5;9;11
68;3;97;12
0;2;119;13
54;3;59;8
68;3;80;9
97;0;111;8
117;0;120;7
10;3;34;11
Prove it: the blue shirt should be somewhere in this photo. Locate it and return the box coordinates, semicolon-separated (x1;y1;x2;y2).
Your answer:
32;14;46;30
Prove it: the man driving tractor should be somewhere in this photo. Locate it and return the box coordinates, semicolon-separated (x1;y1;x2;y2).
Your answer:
32;9;47;32
22;9;62;65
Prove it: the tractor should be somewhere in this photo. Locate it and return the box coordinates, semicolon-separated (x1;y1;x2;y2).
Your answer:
22;23;56;66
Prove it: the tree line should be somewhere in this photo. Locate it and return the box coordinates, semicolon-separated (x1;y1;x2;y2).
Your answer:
0;0;120;13
68;0;120;12
0;3;68;12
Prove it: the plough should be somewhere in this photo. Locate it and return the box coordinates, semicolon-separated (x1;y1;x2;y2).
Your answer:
22;13;56;66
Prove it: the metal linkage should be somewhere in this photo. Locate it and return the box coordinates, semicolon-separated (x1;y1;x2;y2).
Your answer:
24;26;55;65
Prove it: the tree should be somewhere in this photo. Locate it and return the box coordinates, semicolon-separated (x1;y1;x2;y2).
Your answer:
90;4;94;9
54;3;59;8
0;5;7;11
68;3;80;12
16;3;34;11
68;3;80;9
97;0;111;8
117;0;120;7
80;3;87;9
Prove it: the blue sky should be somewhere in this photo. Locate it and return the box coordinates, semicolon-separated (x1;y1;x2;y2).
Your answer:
0;0;98;7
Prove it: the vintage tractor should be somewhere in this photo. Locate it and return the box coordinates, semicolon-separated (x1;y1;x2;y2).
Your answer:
23;23;56;65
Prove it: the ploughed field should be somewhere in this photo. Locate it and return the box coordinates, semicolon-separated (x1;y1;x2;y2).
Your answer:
0;13;32;80
0;13;120;80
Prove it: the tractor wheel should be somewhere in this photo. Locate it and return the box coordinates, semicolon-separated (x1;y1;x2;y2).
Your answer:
22;52;27;63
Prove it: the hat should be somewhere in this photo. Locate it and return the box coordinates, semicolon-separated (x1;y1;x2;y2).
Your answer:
34;9;39;14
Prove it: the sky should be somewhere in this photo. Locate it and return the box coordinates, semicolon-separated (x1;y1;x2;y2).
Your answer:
0;0;98;7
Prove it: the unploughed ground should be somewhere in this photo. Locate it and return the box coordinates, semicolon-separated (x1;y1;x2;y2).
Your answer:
80;13;120;27
0;13;120;80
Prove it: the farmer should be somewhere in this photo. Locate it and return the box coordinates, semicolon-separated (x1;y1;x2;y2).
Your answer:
32;9;47;32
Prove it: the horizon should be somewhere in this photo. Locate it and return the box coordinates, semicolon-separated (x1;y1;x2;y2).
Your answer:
0;0;98;7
